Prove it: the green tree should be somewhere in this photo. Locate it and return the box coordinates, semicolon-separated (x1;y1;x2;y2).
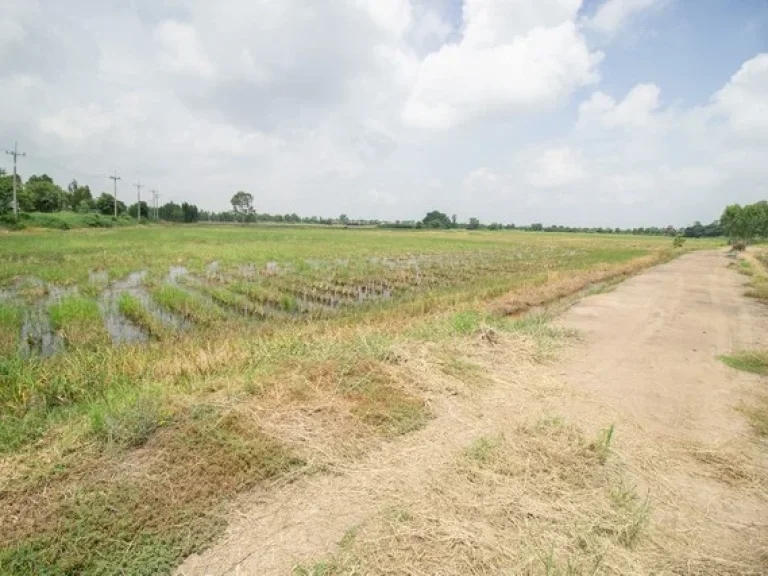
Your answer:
68;179;93;211
339;214;349;225
128;201;150;219
468;217;480;230
95;193;126;216
422;210;452;229
721;204;754;243
26;174;65;213
230;191;254;221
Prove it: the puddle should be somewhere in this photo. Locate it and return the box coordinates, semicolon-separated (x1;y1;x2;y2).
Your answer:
265;261;280;274
98;294;148;346
239;264;257;279
168;266;189;282
113;271;147;291
89;269;109;284
20;308;63;358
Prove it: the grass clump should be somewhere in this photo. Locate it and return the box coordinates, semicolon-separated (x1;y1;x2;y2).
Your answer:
720;351;768;375
150;284;226;325
117;292;167;339
0;302;22;356
48;295;108;348
88;388;174;447
720;351;768;436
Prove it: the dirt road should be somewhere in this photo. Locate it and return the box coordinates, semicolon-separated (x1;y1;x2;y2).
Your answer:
179;250;768;575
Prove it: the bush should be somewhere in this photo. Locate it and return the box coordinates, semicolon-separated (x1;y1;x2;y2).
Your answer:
731;240;747;251
672;236;685;248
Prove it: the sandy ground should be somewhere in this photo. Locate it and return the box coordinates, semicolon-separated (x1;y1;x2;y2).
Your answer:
178;250;768;575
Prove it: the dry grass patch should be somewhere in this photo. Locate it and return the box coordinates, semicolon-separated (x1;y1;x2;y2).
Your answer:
0;408;302;575
302;418;652;575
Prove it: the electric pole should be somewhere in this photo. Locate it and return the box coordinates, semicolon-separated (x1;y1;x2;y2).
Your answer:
134;181;144;223
109;171;121;217
151;189;160;221
4;141;26;217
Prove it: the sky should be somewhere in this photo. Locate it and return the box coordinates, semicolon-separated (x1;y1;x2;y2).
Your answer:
1;0;767;227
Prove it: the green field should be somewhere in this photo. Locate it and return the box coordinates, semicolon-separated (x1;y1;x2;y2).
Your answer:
0;225;720;574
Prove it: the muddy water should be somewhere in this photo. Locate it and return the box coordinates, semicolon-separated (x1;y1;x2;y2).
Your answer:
20;308;63;357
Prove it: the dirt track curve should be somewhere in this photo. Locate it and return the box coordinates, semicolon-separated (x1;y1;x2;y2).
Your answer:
179;250;768;575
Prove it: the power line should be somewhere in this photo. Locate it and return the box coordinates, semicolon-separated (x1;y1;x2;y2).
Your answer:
134;181;144;223
4;141;26;217
109;171;121;218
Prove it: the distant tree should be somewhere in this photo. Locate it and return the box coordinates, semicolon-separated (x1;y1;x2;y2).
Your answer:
26;175;65;213
339;214;349;225
530;223;543;231
721;204;758;244
95;193;126;215
128;201;150;219
422;210;452;229
451;214;457;227
181;202;199;223
230;191;254;221
67;179;93;211
468;217;481;230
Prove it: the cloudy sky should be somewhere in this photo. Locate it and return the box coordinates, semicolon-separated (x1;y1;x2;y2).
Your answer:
1;0;767;227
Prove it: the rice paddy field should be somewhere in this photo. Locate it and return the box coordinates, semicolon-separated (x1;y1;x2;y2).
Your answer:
0;225;719;574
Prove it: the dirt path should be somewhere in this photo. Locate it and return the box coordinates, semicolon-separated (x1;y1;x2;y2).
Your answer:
178;250;768;575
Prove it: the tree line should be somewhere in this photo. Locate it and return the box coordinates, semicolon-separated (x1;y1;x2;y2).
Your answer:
0;171;202;223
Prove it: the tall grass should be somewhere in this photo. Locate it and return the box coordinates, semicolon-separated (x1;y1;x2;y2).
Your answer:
48;295;108;348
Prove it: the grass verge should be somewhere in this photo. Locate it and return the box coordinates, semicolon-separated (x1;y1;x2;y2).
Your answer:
720;351;768;436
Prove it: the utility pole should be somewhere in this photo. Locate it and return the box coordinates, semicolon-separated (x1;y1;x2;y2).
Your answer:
109;171;121;217
134;181;144;223
4;141;26;217
151;189;160;221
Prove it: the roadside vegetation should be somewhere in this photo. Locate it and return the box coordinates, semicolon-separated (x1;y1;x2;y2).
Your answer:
0;226;719;573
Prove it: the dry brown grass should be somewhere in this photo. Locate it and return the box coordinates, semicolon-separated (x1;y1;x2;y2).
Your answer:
299;418;653;575
491;253;666;317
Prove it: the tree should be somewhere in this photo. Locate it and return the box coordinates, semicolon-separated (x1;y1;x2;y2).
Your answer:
422;210;452;229
95;193;126;215
530;223;543;231
468;217;480;230
26;175;65;213
68;179;93;211
128;201;150;219
230;191;254;221
339;214;349;225
181;202;199;223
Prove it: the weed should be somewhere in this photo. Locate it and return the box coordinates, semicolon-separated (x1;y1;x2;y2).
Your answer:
48;295;108;348
591;424;615;464
88;388;174;447
0;302;21;356
720;351;768;375
117;292;167;339
151;283;226;325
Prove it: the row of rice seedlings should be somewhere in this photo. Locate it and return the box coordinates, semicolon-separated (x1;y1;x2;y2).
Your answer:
117;293;169;339
150;284;227;325
0;302;22;356
181;276;267;319
48;295;110;349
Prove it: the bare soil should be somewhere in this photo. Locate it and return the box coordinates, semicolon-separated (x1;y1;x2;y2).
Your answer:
178;251;768;575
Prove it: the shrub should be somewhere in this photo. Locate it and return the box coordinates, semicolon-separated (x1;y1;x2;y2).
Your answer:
672;235;685;248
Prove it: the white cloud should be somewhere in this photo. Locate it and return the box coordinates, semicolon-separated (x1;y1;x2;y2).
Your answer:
588;0;660;35
155;21;215;79
0;0;764;228
527;147;587;188
403;0;602;129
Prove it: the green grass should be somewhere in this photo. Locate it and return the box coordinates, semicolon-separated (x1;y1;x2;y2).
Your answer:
48;295;108;348
1;211;138;231
117;292;168;339
150;284;226;325
720;351;768;375
720;351;768;436
0;302;22;356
